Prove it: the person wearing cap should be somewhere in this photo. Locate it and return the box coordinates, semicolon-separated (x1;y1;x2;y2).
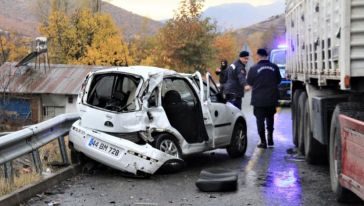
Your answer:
247;48;282;149
224;51;250;109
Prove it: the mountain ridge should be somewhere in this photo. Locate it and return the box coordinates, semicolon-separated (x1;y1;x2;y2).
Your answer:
202;1;285;30
0;0;163;39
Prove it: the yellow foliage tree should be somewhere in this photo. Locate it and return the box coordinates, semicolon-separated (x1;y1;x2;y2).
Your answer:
0;33;30;65
213;32;238;65
40;7;132;66
154;0;217;73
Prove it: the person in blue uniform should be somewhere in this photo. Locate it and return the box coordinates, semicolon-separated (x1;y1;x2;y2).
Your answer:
247;48;282;149
224;51;250;109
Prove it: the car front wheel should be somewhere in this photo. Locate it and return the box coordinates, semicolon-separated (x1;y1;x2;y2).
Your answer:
226;122;247;158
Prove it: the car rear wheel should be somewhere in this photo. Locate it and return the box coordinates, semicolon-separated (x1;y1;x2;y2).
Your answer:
226;122;247;158
154;133;184;173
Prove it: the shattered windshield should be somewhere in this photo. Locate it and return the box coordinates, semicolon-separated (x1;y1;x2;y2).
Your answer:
86;73;141;112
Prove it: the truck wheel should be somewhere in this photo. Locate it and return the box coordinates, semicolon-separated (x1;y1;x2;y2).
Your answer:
303;98;324;164
292;89;303;147
297;92;307;154
226;122;247;158
329;104;359;202
154;133;184;173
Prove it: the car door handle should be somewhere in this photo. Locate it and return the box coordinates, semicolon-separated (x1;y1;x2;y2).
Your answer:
214;110;218;117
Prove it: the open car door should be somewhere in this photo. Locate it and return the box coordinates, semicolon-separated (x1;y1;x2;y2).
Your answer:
187;72;217;146
205;73;234;148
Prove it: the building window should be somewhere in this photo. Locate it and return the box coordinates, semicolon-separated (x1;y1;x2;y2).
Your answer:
68;96;73;104
43;106;65;119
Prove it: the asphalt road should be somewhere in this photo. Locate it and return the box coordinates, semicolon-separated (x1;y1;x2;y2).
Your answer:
26;93;364;206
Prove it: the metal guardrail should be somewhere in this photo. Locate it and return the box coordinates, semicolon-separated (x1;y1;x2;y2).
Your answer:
0;113;79;184
0;132;12;137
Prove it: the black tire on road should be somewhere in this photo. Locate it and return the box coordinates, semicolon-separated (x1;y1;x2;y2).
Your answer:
196;168;238;192
292;89;303;147
303;97;325;164
154;133;184;173
226;122;247;158
297;92;307;154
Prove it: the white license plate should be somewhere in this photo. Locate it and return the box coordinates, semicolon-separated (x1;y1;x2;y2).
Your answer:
88;137;122;158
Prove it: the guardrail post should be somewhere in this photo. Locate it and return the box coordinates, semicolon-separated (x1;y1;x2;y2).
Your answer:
4;161;14;184
31;149;42;174
58;136;69;165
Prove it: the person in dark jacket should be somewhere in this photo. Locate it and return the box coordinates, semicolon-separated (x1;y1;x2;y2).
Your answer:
224;51;250;109
247;48;282;149
215;59;228;91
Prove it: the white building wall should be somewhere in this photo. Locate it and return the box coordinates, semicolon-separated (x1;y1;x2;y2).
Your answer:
65;95;78;113
41;94;77;120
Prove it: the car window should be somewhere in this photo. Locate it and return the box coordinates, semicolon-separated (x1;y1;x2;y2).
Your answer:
208;76;219;96
162;78;196;102
86;74;141;112
94;75;114;99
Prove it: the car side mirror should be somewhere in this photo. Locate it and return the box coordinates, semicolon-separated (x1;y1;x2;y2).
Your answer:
216;92;227;103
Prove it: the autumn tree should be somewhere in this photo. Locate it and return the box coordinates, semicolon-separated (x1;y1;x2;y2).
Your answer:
129;35;158;66
212;32;238;65
128;17;159;66
40;6;131;66
76;12;132;66
155;0;217;73
0;32;30;65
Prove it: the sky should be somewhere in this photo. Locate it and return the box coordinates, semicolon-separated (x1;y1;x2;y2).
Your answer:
108;0;279;21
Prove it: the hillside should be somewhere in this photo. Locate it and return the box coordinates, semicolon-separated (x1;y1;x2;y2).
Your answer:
203;1;285;30
235;14;285;38
0;0;163;39
233;14;286;60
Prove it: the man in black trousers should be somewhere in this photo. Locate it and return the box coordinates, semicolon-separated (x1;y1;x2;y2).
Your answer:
247;48;282;149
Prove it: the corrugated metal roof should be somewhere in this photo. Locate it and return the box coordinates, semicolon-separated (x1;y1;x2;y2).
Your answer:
0;62;108;95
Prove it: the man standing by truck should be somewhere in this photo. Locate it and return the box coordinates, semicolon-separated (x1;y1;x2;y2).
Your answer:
247;49;281;149
224;51;250;109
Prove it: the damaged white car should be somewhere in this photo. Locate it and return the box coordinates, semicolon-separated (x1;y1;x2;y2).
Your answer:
69;66;247;175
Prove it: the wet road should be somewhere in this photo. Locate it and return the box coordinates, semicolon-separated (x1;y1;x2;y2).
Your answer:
27;94;363;206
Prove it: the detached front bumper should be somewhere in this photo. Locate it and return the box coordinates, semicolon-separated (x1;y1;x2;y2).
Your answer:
69;120;180;175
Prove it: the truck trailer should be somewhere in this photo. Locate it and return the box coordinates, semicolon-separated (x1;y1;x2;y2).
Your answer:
286;0;364;201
